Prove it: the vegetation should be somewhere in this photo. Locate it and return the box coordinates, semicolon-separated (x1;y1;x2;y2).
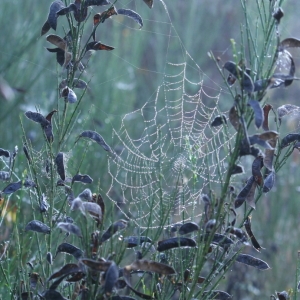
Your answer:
1;0;300;299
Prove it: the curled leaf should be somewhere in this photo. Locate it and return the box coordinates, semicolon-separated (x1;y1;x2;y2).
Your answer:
281;133;300;149
235;253;270;270
59;78;87;90
244;217;263;252
57;222;82;238
55;242;83;260
0;171;9;181
41;20;51;36
61;87;77;103
72;174;93;184
48;263;82;281
127;259;176;275
230;164;244;175
104;261;119;296
2;181;22;194
229;106;240;131
248;99;263;129
81;258;111;271
178;222;199;235
263;170;275;193
262;104;272;131
223;61;254;92
210;114;227;127
55;152;65;181
77;130;113;153
56;3;77;16
25;111;49;127
234;176;255;209
47;0;65;30
86;41;114;52
25;220;51;234
117;9;143;28
78;188;93;201
143;0;153;8
0;148;10;158
157;237;196;252
252;156;264;186
280;37;300;49
46;34;67;51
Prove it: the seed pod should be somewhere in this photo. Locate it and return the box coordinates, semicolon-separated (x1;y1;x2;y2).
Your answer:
25;220;51;234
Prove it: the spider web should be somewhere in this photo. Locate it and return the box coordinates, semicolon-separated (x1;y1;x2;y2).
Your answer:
98;0;237;229
106;58;235;228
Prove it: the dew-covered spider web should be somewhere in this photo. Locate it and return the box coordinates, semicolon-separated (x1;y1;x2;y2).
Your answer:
106;55;236;228
96;0;238;229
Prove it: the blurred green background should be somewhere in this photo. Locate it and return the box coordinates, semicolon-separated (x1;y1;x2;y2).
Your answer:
1;0;300;298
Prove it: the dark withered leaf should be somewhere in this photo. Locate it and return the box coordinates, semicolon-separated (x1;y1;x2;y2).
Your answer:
43;123;54;143
100;220;127;243
244;217;262;252
81;258;111;271
234;176;255;209
47;252;53;265
128;259;176;275
117;9;143;28
45;110;57;123
86;41;114;52
42;289;67;300
281;133;300;148
0;171;9;181
55;242;83;260
48;0;65;30
48;263;81;281
248;135;272;149
0;148;10;158
178;222;199;235
223;61;254;92
124;236;152;248
56;3;77;16
25;111;49;127
23;178;36;189
229;106;240;131
61;87;77;103
55;152;65;181
2;180;22;194
23;144;31;163
93;193;105;218
239;145;262;158
104;261;119;296
57;222;82;238
277;291;289;300
157;237;196;252
230;164;244;175
210;114;227;127
245;180;257;209
262;104;272;131
143;0;153;8
277;104;300;123
41;20;51;36
25;220;51;234
73;1;88;22
30;273;39;290
72;174;93;184
203;290;232;300
235;253;270;270
248;99;263;129
78;130;113;152
94;6;117;26
263;170;275;193
252;156;263;186
46;34;67;51
280;38;300;49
